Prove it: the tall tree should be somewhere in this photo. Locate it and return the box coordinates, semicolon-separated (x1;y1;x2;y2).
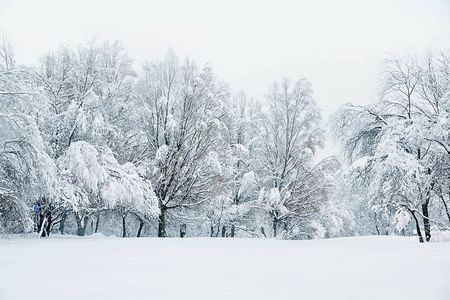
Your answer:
253;78;327;238
0;35;58;235
137;52;230;237
38;40;152;236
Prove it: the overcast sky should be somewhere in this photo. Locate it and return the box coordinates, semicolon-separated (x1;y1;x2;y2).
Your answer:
1;0;449;120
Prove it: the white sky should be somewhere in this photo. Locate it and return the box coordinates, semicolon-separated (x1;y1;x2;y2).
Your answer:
1;0;449;119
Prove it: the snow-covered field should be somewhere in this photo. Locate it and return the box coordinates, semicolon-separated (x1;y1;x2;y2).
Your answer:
0;235;449;300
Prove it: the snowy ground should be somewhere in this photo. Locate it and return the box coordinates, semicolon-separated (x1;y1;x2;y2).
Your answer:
0;235;449;300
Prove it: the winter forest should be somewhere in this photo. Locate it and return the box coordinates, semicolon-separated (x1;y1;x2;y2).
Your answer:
1;35;449;243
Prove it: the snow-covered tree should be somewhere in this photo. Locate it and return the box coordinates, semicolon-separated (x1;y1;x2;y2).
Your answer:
211;92;262;237
331;51;450;242
136;52;231;237
35;40;162;236
0;35;58;235
252;78;328;238
101;150;159;237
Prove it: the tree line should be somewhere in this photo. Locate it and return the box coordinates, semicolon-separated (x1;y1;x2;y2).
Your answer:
0;35;449;241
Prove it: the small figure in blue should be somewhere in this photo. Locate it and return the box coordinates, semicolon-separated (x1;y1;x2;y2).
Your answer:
33;202;40;232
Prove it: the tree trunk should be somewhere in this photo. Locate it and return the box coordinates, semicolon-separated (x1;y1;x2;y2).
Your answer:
37;214;47;237
221;225;226;237
75;214;88;236
45;212;52;237
137;218;144;237
210;225;214;237
37;211;53;237
422;202;431;242
77;224;87;236
95;213;100;233
59;212;66;235
122;214;127;238
444;201;450;223
411;210;424;243
230;224;235;237
273;216;278;238
180;224;186;237
38;217;47;238
438;193;450;223
158;208;167;237
260;227;266;238
422;180;434;242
